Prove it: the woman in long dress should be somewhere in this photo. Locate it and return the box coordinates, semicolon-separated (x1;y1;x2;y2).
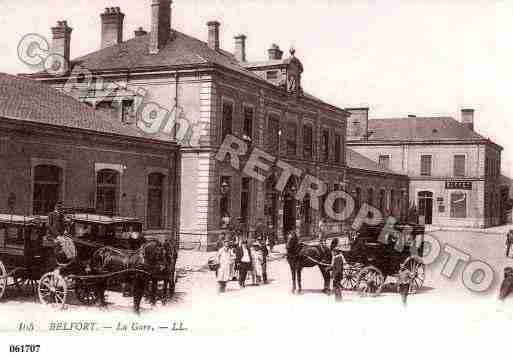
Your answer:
216;239;236;293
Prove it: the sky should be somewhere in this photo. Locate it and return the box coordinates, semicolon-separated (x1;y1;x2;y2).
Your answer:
1;0;512;175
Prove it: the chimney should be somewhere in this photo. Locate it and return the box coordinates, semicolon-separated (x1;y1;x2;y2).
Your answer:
50;20;73;75
234;34;246;62
268;44;283;60
346;107;369;140
135;27;148;37
207;21;220;51
149;0;172;54
407;114;416;118
461;109;475;131
100;7;125;49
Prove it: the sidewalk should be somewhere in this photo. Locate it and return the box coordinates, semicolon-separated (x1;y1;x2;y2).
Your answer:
426;223;513;235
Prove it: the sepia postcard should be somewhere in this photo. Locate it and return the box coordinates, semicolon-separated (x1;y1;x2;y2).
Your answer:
0;0;512;357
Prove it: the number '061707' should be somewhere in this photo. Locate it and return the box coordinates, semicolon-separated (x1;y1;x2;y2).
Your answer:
9;345;40;353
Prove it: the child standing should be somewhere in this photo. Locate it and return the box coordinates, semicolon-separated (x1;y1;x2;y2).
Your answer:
251;242;264;285
331;244;345;302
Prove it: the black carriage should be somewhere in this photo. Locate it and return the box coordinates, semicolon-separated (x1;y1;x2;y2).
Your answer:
36;213;149;307
0;214;53;300
339;222;426;296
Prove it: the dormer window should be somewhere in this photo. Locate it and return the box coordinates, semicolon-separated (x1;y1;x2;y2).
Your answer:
266;71;278;80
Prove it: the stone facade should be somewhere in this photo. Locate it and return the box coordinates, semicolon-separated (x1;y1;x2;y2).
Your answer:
346;109;508;228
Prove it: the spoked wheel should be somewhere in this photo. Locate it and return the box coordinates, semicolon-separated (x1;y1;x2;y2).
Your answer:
75;281;98;305
0;261;7;300
341;267;359;290
356;266;384;297
38;271;68;308
402;256;426;294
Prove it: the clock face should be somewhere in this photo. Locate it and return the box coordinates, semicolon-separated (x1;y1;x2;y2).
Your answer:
287;74;297;93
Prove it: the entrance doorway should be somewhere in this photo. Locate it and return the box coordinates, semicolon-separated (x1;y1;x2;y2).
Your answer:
418;191;433;225
283;194;296;235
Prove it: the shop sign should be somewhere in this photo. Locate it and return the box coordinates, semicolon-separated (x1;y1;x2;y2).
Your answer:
445;181;472;190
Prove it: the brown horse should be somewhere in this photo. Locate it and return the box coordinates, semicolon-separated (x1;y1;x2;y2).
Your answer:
91;240;168;313
286;232;331;294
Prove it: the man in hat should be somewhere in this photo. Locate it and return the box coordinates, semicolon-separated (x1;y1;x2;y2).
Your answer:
331;243;346;302
397;263;413;307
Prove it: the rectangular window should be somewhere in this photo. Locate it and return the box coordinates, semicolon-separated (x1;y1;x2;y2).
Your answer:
450;192;467;218
303;125;313;160
268;115;280;153
121;99;134;124
147;173;165;229
379;155;390;170
321;129;330;162
220;176;231;219
241;178;251;224
420;155;432;176
285;123;297;157
266;71;278;80
243;106;254;140
222;102;233;141
454;155;466;177
334;135;342;164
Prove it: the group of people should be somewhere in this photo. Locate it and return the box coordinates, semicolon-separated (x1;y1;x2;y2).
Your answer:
214;218;273;293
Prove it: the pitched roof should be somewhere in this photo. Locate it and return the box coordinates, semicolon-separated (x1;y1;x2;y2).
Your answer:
0;72;173;143
27;30;340;113
69;30;265;84
366;117;486;142
346;148;404;176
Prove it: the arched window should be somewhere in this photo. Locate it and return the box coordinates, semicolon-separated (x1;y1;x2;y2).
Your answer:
96;169;119;216
147;173;165;229
33;165;62;215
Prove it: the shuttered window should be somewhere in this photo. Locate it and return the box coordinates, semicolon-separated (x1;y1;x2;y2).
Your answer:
222;102;233;140
303;125;313;159
268;115;280;153
379;155;390;170
454;155;465;177
420;155;432;176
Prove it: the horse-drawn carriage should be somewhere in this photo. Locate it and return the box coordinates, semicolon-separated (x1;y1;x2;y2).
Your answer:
0;214;53;300
0;212;177;312
338;222;426;295
286;221;425;296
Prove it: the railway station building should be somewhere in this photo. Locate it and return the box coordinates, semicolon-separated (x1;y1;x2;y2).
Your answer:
21;1;411;250
0;73;180;241
346;108;510;228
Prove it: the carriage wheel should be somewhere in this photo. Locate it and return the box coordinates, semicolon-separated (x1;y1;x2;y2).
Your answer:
0;261;7;300
356;266;384;296
341;267;358;290
75;281;98;305
402;256;426;294
38;272;68;308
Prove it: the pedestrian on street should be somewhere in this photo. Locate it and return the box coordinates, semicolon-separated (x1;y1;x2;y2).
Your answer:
506;230;513;257
397;263;413;307
216;239;236;293
251;242;264;285
331;243;345;302
235;239;253;288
